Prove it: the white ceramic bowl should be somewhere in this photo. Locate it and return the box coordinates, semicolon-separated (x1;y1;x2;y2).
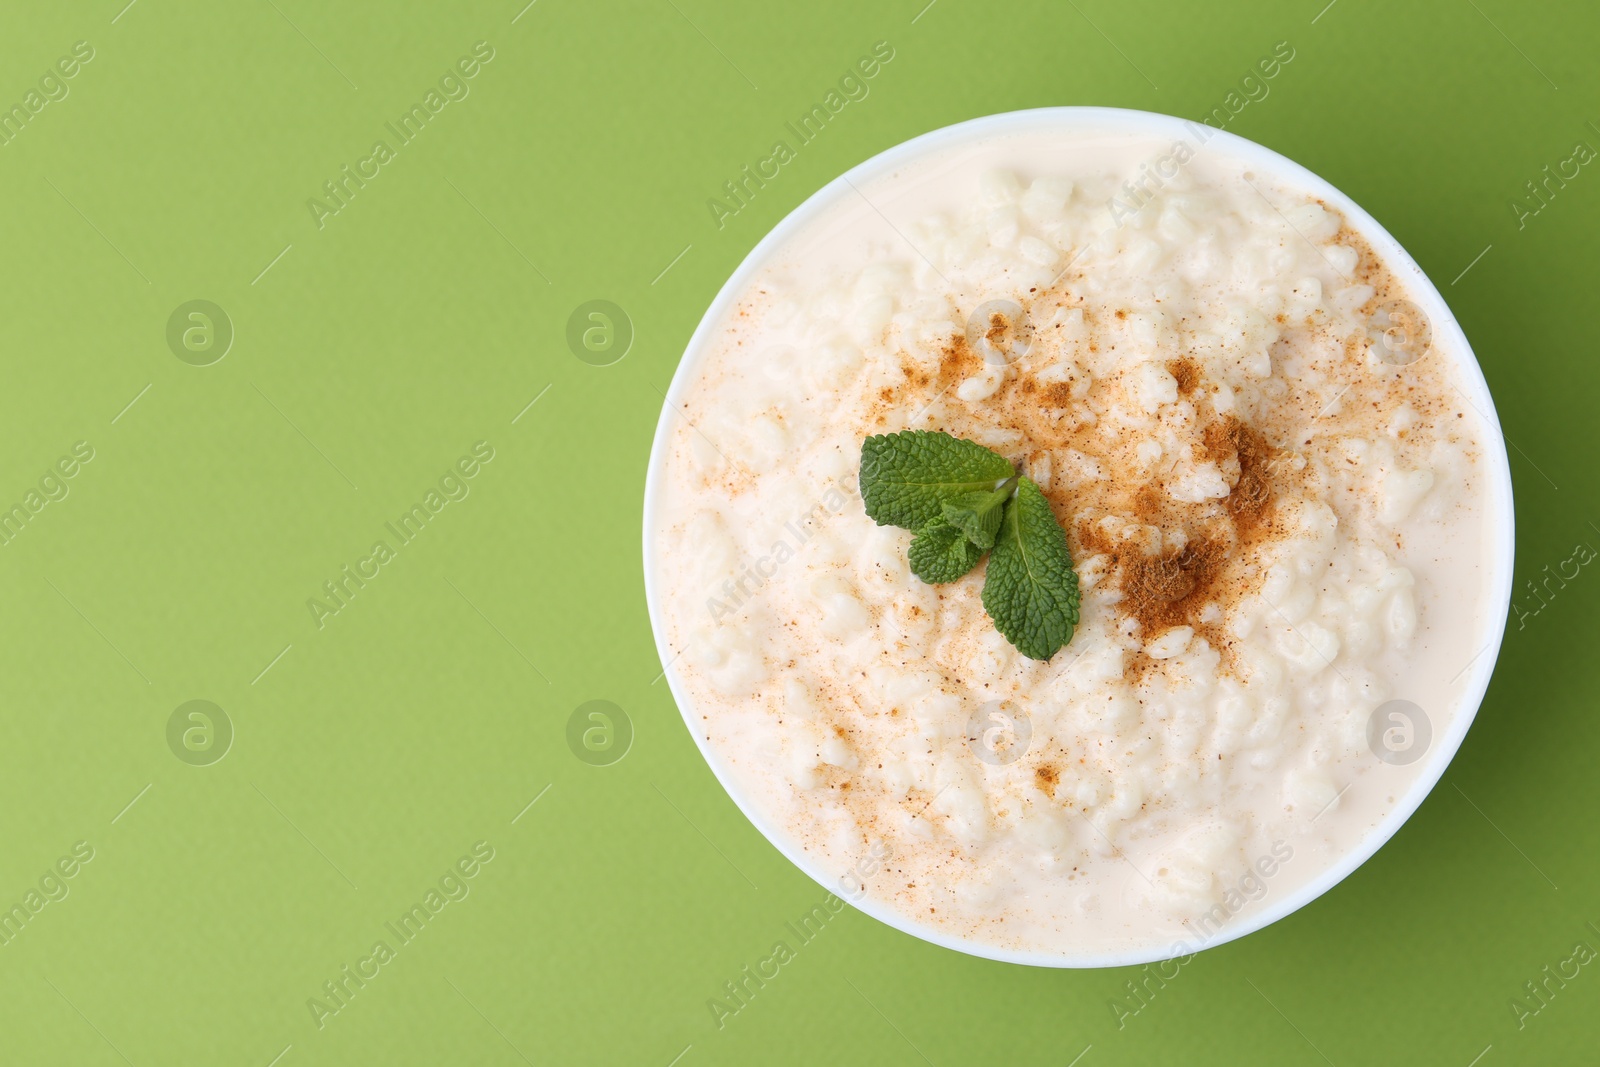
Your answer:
642;107;1515;968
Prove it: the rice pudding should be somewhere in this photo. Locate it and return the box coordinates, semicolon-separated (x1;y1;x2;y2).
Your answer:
647;112;1509;963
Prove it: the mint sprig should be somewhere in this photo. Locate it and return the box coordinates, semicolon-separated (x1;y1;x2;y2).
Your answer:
859;430;1080;660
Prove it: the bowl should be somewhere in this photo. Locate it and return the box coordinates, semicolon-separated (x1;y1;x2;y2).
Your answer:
642;107;1515;967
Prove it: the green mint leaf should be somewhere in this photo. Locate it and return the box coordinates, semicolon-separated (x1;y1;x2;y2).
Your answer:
981;476;1080;661
860;430;1015;532
939;479;1016;550
907;518;985;584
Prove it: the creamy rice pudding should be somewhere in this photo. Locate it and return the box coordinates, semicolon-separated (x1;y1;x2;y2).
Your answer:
647;115;1507;962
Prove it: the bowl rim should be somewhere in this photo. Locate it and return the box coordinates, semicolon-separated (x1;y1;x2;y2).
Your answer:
640;105;1516;969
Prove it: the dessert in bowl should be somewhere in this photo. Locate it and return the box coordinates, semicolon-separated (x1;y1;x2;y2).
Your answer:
643;108;1513;967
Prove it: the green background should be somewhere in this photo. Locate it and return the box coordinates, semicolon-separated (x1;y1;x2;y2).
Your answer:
0;0;1594;1063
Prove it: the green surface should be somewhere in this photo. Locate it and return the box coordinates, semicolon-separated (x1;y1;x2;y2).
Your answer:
0;0;1594;1063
